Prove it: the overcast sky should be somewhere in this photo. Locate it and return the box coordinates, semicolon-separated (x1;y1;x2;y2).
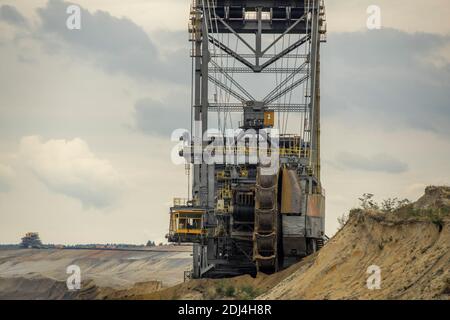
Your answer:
0;0;449;245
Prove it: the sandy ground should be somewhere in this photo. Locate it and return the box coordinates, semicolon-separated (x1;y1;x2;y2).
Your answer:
123;186;450;300
259;210;449;299
0;245;192;299
1;187;449;300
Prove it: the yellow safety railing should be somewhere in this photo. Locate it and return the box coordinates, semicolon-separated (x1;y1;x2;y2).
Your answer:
203;146;310;158
169;209;206;236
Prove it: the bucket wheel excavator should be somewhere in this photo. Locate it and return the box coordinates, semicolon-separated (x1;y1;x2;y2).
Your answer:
166;0;327;278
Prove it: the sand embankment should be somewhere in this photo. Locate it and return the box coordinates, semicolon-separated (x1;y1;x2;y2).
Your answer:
0;245;192;299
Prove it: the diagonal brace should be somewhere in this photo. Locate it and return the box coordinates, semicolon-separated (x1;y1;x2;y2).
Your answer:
264;75;309;105
260;34;310;71
209;36;255;71
208;75;248;103
263;61;308;102
210;60;255;101
262;13;308;55
215;15;255;53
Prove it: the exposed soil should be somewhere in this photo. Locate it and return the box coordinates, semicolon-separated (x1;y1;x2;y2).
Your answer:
116;186;450;300
1;187;448;300
0;245;192;299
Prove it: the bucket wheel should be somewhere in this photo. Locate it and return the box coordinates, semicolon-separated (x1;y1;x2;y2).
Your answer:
253;167;280;274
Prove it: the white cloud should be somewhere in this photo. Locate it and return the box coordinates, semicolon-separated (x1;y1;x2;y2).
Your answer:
0;4;28;27
335;152;409;174
0;162;14;192
326;0;450;35
34;0;188;84
0;1;448;244
19;135;123;208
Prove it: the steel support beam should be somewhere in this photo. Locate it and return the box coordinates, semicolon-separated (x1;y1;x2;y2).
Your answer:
210;60;255;101
261;13;307;55
259;34;310;71
209;103;308;112
209;36;255;71
309;4;320;178
262;61;308;102
264;74;309;105
208;75;248;103
200;13;210;207
215;15;256;53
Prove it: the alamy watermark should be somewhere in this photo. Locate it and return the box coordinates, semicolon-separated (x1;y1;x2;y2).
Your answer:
66;5;81;30
367;5;381;30
366;265;381;290
171;121;280;175
66;264;81;290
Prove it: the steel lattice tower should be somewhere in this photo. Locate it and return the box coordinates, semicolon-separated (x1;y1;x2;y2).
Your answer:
168;0;327;278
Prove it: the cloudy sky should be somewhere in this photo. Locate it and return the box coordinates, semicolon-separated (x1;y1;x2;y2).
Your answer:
0;0;449;245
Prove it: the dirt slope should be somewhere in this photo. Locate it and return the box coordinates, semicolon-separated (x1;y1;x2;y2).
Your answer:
1;187;448;300
116;260;315;300
259;186;450;300
0;276;117;300
120;186;449;300
0;246;192;299
259;189;450;299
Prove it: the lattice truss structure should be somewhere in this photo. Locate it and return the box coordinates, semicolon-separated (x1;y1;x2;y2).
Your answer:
168;0;327;278
189;0;326;139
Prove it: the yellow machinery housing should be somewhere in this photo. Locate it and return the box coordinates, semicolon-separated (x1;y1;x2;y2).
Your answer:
167;198;205;243
263;110;275;127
